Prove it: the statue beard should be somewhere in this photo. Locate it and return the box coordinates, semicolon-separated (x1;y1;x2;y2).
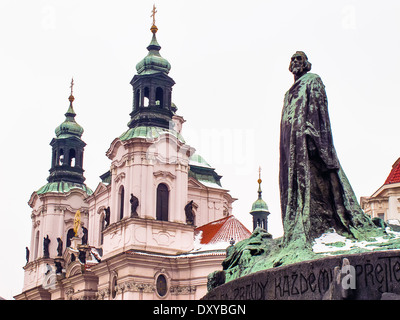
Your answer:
290;63;304;76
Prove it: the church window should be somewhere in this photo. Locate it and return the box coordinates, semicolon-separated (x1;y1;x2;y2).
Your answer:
155;87;164;107
144;87;150;107
69;149;76;167
119;186;125;220
58;149;64;165
156;183;169;221
156;274;168;297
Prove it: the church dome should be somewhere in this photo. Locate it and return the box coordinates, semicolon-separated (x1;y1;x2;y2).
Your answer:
136;31;171;75
250;198;269;213
55;95;84;138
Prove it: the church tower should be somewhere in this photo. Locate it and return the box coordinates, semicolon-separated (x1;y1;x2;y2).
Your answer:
128;21;175;129
47;79;86;186
249;168;270;231
100;10;196;259
21;82;92;299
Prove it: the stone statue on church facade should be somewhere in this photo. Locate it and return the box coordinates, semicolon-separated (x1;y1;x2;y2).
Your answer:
56;237;63;257
130;194;139;218
185;200;195;225
43;235;51;258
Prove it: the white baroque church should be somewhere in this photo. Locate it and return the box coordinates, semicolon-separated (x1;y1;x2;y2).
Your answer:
14;15;253;300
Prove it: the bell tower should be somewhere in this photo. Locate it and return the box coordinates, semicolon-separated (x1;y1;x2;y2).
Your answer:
47;79;86;185
101;7;196;258
128;8;175;129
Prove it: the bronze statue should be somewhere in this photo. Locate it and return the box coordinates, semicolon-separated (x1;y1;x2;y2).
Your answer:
185;200;195;225
130;194;139;217
279;51;376;246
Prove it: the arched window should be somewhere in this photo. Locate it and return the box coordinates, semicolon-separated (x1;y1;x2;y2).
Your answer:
156;183;169;221
143;87;150;107
155;87;164;107
156;274;168;297
119;186;125;220
69;149;76;167
66;229;75;248
59;149;64;165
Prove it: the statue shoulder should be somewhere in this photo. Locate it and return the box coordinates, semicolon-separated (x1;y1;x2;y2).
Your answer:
303;73;325;89
303;72;322;82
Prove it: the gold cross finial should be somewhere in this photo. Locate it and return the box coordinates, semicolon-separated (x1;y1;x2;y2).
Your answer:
151;4;157;26
150;4;158;33
70;78;74;95
258;166;262;184
69;77;75;103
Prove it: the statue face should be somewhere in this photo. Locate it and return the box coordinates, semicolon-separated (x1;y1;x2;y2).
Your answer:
289;53;306;75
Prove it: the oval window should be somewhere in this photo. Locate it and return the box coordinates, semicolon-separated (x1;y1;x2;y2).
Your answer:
156;274;168;297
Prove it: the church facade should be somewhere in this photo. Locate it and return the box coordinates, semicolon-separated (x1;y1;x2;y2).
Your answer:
15;18;251;300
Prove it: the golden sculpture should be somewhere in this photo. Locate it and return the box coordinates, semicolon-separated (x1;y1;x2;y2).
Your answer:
73;210;81;237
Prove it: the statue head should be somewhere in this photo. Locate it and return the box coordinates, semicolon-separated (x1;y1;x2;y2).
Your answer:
289;51;312;79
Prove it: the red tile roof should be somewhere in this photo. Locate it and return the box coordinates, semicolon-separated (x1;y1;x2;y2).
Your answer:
384;157;400;185
195;215;251;245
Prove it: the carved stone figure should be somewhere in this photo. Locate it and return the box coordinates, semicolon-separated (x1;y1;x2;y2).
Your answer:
25;247;30;264
56;237;63;257
54;260;63;274
104;207;110;228
43;235;51;258
279;51;376;246
130;194;139;217
82;227;88;245
185;200;195;225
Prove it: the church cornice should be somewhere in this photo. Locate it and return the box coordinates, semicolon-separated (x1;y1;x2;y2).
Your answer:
153;170;176;181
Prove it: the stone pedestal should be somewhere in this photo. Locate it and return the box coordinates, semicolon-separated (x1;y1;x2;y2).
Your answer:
70;237;81;250
202;250;400;300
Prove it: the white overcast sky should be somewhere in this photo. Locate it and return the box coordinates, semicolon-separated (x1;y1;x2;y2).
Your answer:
1;0;399;299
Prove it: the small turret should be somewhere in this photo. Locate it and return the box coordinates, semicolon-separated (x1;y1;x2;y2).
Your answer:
249;167;270;231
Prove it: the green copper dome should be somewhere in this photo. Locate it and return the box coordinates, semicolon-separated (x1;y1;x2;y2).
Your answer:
136;30;171;75
250;198;269;213
55;95;84;138
37;181;93;196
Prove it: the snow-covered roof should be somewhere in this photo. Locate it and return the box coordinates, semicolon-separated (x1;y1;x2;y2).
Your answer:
194;215;251;246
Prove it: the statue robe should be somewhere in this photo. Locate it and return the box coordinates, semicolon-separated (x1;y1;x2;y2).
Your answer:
279;73;375;245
